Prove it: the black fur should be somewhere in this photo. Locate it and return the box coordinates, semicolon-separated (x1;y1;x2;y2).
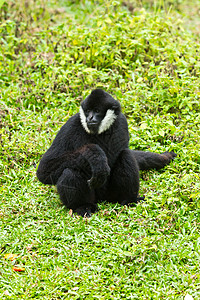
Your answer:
37;89;176;217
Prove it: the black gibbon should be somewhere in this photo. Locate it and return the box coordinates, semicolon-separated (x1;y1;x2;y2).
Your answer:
37;89;176;217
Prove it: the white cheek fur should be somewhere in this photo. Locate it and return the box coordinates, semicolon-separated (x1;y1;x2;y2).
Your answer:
98;109;117;134
79;106;90;134
79;107;117;134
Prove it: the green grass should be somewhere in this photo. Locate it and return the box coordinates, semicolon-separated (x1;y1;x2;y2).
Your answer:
0;0;200;299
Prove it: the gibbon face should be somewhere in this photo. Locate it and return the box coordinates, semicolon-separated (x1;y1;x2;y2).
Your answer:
79;89;121;134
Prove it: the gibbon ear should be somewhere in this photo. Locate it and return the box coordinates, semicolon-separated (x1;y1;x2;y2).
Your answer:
112;104;121;115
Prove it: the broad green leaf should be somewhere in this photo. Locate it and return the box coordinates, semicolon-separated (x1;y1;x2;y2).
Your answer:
0;0;5;9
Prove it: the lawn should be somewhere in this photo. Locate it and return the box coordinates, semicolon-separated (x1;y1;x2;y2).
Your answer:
0;0;200;299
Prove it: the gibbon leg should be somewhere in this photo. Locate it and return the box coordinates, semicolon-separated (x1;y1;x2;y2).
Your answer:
132;151;177;171
105;149;140;205
56;168;97;217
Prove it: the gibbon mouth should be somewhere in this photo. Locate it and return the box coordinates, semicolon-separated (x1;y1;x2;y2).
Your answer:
87;122;98;126
87;123;99;133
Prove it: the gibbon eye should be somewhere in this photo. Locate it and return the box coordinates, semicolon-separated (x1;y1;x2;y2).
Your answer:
94;108;99;113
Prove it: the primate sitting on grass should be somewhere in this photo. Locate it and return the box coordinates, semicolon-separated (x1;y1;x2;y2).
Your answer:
37;89;176;217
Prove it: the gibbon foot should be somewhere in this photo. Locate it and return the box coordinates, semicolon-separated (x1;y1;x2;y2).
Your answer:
74;204;98;217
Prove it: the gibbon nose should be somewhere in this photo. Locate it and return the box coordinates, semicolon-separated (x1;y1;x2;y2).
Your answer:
87;113;96;123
